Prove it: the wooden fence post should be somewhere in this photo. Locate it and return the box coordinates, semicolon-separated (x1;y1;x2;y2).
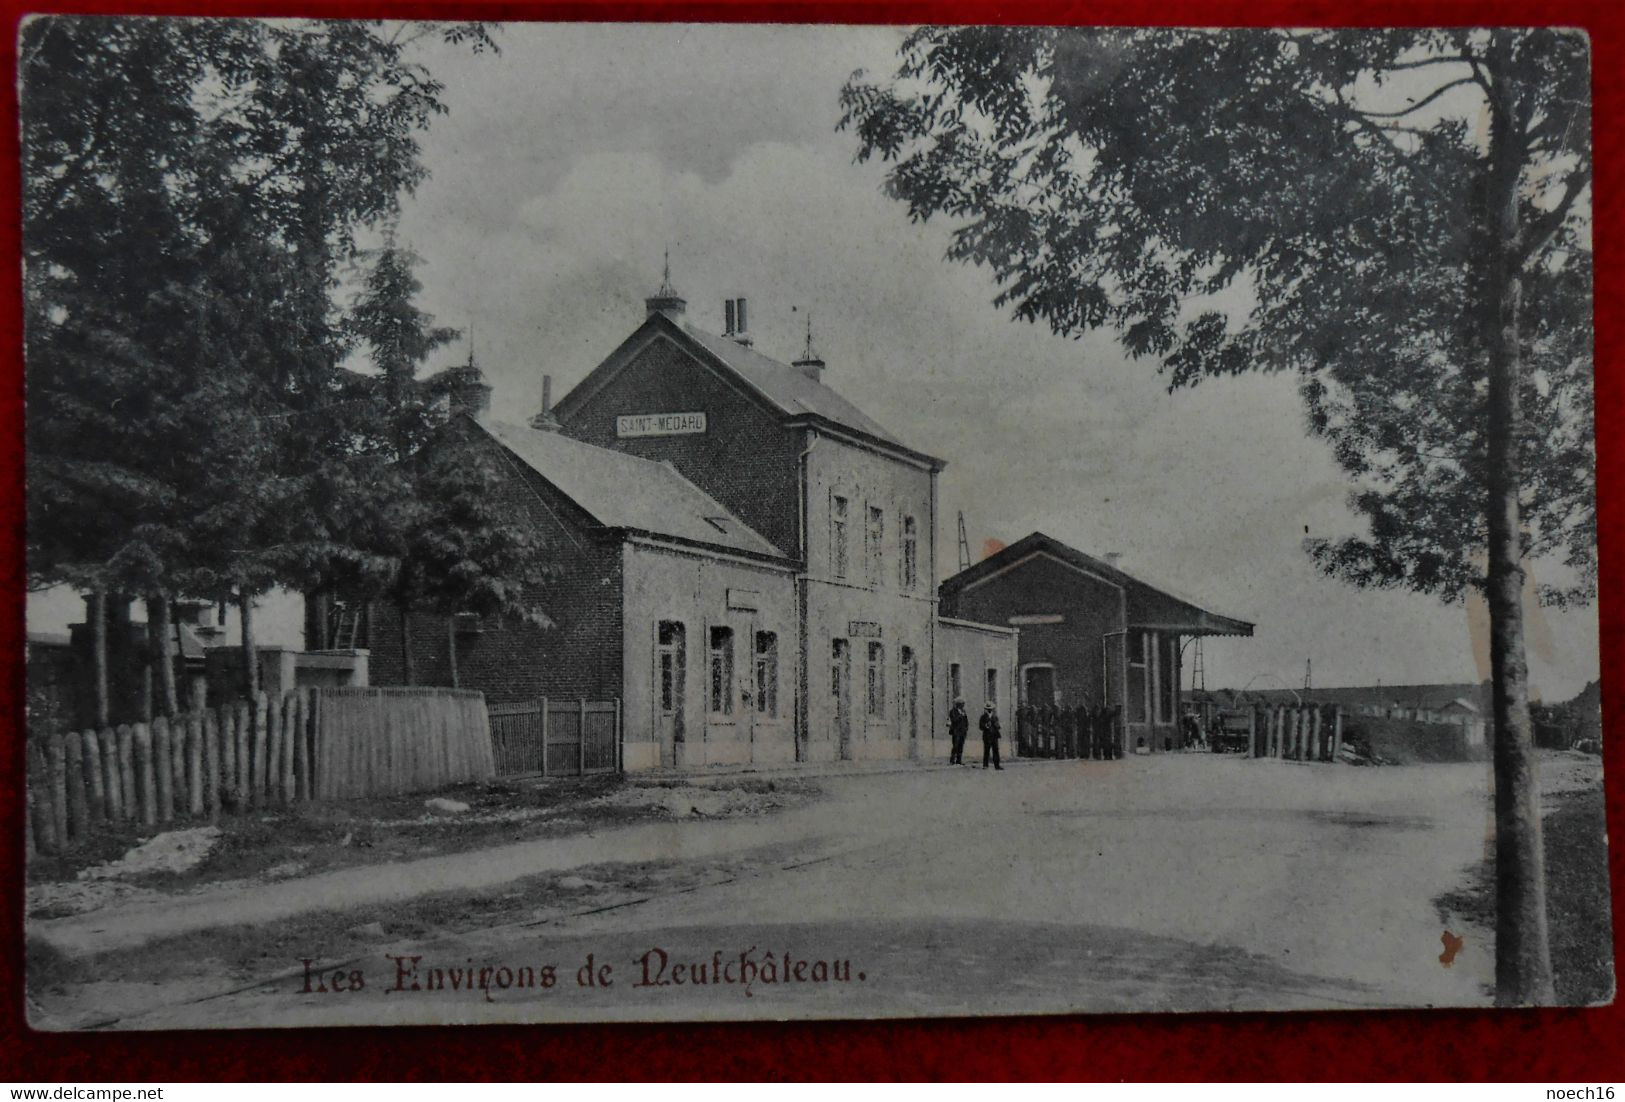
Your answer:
541;698;549;779
251;692;269;807
615;698;624;774
153;716;174;822
82;729;106;824
264;692;283;805
203;708;221;821
66;732;90;841
134;722;156;827
173;713;190;813
293;690;310;802
100;727;123;822
187;711;205;816
117;724;135;821
283;691;298;802
48;732;69;846
29;742;57;854
1332;707;1344;762
579;699;588;776
220;704;237;801
66;737;92;838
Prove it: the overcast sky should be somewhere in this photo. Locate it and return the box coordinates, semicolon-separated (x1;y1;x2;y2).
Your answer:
28;22;1600;700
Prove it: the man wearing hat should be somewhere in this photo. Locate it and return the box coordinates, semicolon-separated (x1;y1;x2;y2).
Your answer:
947;697;969;765
979;700;1004;770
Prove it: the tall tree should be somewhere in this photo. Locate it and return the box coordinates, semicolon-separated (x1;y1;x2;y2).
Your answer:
21;16;498;711
340;244;555;686
841;27;1592;1005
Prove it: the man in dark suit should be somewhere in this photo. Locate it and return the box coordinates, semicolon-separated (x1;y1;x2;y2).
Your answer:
980;701;1003;770
948;698;969;764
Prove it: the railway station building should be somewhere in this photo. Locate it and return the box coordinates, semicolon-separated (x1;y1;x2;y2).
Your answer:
333;274;1019;770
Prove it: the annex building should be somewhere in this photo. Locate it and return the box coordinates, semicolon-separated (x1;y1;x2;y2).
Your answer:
940;532;1254;754
321;274;1017;770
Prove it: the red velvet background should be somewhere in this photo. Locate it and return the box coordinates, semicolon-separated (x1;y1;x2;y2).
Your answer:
1;0;1620;1081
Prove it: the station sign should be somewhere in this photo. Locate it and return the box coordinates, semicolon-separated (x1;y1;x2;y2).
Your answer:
616;411;707;437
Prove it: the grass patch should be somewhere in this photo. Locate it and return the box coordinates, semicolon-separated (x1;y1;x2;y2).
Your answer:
1435;786;1613;1005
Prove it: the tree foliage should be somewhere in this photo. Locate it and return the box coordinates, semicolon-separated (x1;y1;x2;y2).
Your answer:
840;27;1593;606
22;16;500;606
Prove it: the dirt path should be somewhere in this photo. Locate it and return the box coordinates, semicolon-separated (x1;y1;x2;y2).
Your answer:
31;753;1516;1028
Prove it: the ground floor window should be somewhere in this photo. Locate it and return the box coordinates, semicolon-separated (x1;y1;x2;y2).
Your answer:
866;641;886;717
985;667;1000;710
657;621;685;716
948;662;963;708
709;626;734;715
754;630;778;717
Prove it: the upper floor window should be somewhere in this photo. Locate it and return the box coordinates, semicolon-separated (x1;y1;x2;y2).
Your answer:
709;626;734;715
866;506;885;584
831;494;850;579
901;515;919;590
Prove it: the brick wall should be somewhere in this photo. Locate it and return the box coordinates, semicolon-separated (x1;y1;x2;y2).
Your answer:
557;332;806;559
942;552;1125;710
366;430;626;705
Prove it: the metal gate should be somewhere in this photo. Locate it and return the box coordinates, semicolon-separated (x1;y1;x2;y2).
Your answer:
488;698;622;777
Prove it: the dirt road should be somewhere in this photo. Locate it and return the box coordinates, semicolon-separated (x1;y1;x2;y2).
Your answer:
34;754;1509;1028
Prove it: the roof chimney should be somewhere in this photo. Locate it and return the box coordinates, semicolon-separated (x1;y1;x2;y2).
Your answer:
792;312;825;382
644;249;686;321
530;374;561;432
723;297;752;348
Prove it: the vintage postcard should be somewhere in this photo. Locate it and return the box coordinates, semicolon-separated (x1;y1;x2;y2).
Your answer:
20;19;1606;1029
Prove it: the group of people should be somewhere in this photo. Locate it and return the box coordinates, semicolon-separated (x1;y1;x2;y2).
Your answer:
946;697;1002;770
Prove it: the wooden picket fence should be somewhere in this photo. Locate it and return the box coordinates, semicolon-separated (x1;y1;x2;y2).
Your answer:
26;690;313;857
1247;703;1344;763
26;686;498;856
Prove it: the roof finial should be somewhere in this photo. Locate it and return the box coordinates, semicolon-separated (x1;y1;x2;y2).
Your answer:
467;319;477;367
658;247;677;297
793;308;826;380
646;249;686;320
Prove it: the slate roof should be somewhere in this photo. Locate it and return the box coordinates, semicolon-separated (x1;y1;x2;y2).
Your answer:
474;418;786;560
678;324;905;449
941;531;1255;638
554;312;942;467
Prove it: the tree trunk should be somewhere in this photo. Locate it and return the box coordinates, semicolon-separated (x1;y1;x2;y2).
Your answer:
239;591;260;700
1484;55;1556;1007
399;603;416;686
89;591;109;728
447;615;460;689
148;593;179;717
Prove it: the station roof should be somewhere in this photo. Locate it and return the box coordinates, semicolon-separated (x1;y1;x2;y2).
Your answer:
474;417;787;561
941;531;1255;638
555;312;944;469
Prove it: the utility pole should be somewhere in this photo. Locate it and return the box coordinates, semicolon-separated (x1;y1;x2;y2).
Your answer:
1304;658;1312;693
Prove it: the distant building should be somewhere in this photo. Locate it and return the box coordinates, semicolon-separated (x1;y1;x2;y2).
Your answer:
938;531;1253;754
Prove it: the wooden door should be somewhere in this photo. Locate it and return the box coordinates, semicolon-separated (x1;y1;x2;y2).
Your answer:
832;638;852;759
